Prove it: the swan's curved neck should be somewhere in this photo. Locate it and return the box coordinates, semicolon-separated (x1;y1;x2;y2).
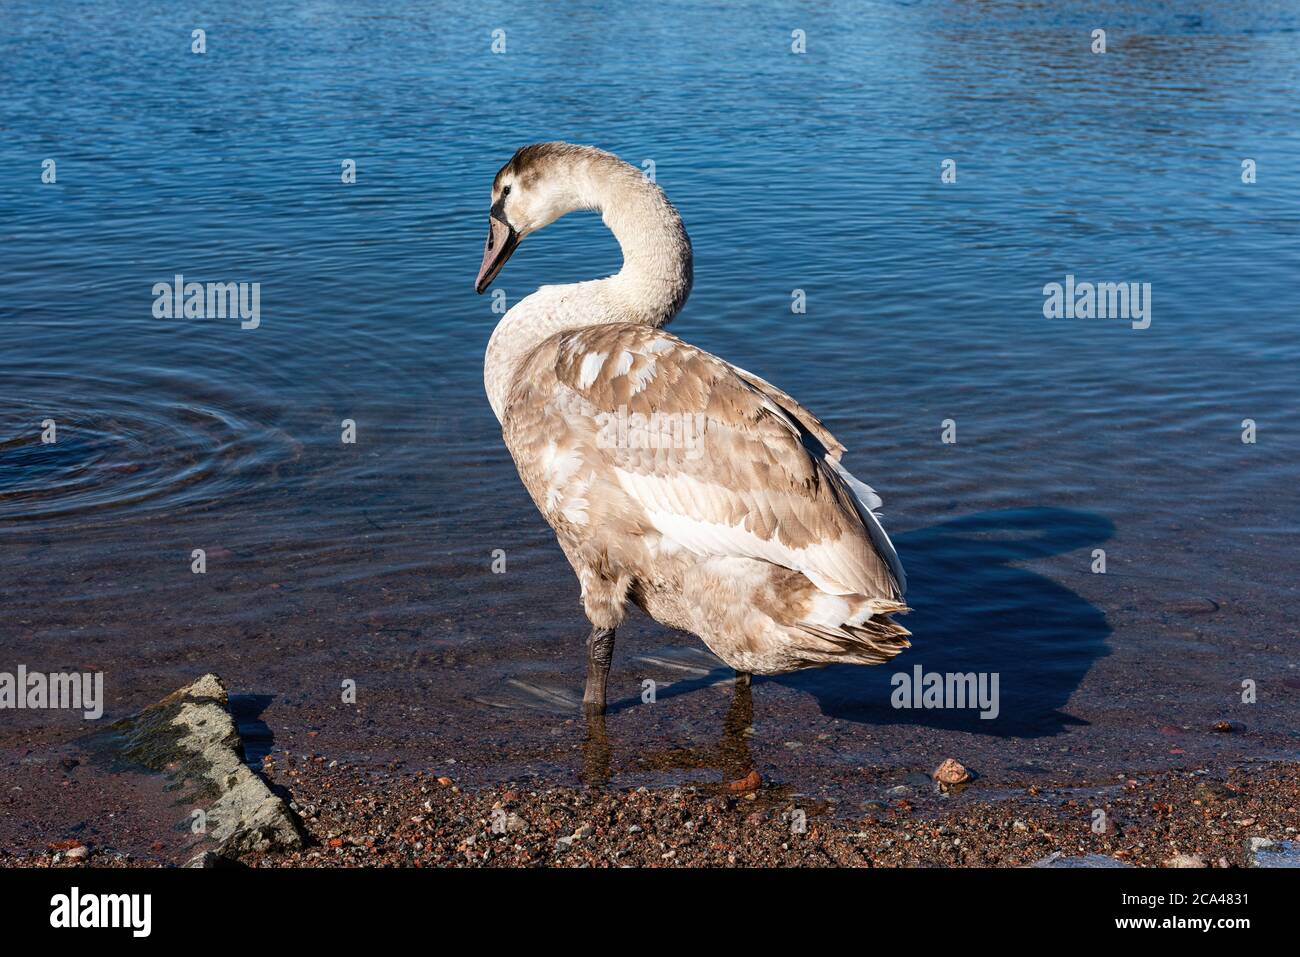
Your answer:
591;166;694;324
484;156;693;420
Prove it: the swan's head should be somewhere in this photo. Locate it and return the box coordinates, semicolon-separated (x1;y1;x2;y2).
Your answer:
475;142;596;294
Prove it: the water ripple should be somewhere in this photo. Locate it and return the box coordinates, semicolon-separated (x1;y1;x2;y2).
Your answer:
0;370;301;530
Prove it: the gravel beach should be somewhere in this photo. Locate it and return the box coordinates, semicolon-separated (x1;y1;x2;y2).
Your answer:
6;751;1296;869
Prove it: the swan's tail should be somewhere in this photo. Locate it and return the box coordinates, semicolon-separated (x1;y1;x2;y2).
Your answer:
675;558;912;674
794;598;912;666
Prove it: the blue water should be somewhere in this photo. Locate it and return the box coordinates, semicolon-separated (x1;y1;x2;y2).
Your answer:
1;1;1297;801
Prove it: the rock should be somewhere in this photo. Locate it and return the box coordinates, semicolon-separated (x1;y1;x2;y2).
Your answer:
1164;598;1220;616
885;785;913;799
64;845;89;861
1247;838;1300;868
726;770;762;793
1031;852;1133;869
110;674;302;859
1166;853;1207;868
184;850;239;868
1211;720;1244;733
933;758;971;790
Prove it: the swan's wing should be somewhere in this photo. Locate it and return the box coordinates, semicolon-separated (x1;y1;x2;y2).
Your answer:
502;323;903;599
725;360;905;592
726;364;846;461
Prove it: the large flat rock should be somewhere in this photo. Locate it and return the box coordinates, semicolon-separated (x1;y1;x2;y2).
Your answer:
110;673;301;860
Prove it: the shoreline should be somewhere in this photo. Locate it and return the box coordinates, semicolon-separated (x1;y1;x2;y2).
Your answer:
5;754;1296;869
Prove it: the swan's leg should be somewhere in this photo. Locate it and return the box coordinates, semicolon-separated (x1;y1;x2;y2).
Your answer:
735;671;752;688
583;626;616;716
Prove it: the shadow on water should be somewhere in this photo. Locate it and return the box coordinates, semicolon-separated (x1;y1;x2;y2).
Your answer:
779;507;1114;738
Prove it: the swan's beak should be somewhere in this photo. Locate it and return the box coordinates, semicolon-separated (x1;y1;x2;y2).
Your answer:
475;215;519;294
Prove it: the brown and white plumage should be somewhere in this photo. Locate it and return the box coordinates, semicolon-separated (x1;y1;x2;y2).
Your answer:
475;143;908;708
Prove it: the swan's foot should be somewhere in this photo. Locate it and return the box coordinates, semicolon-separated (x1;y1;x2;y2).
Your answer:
582;626;616;716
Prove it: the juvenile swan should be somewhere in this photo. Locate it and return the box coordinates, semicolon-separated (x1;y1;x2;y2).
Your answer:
477;143;909;715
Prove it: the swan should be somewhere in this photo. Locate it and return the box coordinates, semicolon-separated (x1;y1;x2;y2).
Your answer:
477;142;909;716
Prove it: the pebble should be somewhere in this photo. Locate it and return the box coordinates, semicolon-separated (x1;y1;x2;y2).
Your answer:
726;770;762;793
933;758;971;788
1164;598;1220;616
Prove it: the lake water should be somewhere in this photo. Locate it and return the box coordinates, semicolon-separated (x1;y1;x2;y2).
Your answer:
2;1;1298;848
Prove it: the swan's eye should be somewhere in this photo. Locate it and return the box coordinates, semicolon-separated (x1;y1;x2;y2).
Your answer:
502;185;512;197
